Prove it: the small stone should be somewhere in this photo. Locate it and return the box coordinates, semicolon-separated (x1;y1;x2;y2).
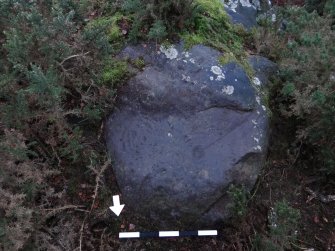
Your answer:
129;223;135;230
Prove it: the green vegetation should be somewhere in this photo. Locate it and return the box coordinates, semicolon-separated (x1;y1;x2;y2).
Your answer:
84;12;128;51
121;0;197;42
132;57;146;69
253;200;300;251
182;0;244;55
255;5;335;175
181;0;252;77
120;0;250;71
0;0;126;249
101;60;129;87
228;184;249;218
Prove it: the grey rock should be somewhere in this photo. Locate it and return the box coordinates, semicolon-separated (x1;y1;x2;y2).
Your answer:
249;55;278;87
106;42;271;228
223;0;275;29
223;0;258;30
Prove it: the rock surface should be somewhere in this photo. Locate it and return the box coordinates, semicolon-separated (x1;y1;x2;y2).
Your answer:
105;42;274;228
223;0;275;29
249;55;278;87
223;0;259;29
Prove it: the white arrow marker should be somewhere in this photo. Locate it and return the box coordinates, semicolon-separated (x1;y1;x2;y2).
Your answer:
109;195;125;216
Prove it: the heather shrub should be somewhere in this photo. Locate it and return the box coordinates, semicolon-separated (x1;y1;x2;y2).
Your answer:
279;7;335;174
253;200;300;251
121;0;197;41
0;0;124;249
306;0;335;17
255;6;335;175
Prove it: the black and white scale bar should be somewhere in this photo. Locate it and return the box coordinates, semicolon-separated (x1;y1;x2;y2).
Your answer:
119;230;217;239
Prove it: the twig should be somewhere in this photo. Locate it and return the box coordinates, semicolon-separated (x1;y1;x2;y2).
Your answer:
78;158;111;251
289;140;303;168
59;52;90;65
305;187;335;203
99;228;107;251
63;109;82;116
50;144;61;167
43;205;85;211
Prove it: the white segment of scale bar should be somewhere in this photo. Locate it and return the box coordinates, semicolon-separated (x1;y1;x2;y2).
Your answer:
198;230;218;236
159;231;179;237
119;232;140;238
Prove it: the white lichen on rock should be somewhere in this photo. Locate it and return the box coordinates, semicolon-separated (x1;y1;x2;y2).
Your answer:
182;74;191;82
160;45;178;60
224;0;238;12
253;145;262;151
210;76;214;81
256;96;261;105
221;85;234;95
183;52;190;58
189;58;195;64
211;66;223;75
211;66;225;81
253;77;261;86
262;105;266;111
240;0;253;8
224;0;256;12
216;75;225;81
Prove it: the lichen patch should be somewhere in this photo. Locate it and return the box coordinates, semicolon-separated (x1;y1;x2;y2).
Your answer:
211;66;223;75
221;85;234;95
160;45;178;59
211;66;225;81
182;74;191;82
240;0;253;8
253;77;261;86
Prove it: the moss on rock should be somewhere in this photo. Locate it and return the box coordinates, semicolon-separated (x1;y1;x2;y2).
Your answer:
100;60;129;87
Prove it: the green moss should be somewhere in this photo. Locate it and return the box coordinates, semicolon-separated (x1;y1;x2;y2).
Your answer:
132;57;146;70
182;33;206;50
218;52;237;65
101;60;129;87
218;54;254;82
181;0;247;70
196;0;229;19
86;12;128;46
240;59;255;79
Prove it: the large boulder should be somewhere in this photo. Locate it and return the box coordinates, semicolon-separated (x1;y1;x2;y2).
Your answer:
105;42;275;228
